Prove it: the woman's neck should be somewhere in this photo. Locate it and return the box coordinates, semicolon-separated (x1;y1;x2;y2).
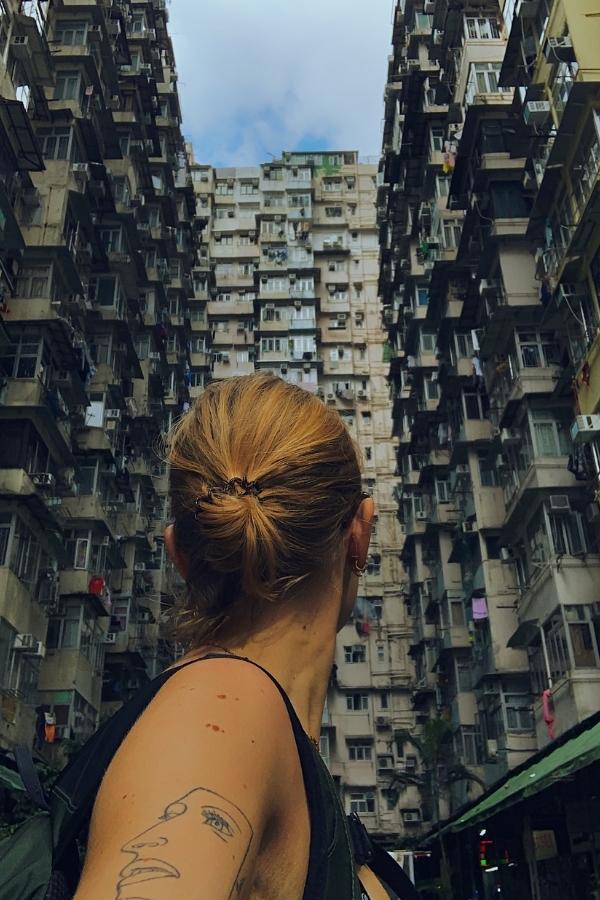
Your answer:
185;577;341;743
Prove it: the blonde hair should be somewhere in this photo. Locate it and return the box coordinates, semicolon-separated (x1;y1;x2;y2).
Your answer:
166;374;362;646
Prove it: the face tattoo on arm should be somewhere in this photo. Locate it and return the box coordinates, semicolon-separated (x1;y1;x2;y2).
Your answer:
115;788;254;900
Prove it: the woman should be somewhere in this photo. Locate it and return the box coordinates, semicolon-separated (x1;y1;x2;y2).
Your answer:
75;374;389;899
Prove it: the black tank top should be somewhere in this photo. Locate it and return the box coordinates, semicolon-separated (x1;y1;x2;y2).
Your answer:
189;655;364;899
52;653;364;899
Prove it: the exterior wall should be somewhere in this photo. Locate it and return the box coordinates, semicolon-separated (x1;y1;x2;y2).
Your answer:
187;150;416;842
0;0;192;756
379;0;600;825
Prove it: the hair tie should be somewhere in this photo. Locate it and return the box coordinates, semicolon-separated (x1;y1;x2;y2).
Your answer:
194;477;262;518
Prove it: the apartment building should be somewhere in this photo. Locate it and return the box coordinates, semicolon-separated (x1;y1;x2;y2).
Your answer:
187;151;418;841
379;0;600;818
0;0;195;755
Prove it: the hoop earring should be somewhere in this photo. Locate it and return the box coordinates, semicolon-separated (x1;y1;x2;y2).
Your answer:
351;557;367;577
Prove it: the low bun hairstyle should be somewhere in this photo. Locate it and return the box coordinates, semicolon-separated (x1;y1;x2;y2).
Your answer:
166;374;362;647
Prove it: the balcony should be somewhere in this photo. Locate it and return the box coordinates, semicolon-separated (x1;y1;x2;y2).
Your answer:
502;456;578;527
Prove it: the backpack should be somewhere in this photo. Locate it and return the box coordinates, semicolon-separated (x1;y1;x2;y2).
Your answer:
0;659;420;900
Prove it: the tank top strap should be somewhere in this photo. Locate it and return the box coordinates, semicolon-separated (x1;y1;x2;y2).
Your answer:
195;654;361;899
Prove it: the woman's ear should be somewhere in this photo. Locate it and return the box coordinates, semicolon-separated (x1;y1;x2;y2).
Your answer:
165;523;189;580
346;496;375;568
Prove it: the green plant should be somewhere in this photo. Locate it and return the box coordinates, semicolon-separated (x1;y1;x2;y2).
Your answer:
391;718;485;900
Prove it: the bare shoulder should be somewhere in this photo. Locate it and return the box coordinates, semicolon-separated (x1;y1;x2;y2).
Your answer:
76;659;294;899
98;657;294;800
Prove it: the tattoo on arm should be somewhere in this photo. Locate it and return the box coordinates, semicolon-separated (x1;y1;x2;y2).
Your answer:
115;788;254;900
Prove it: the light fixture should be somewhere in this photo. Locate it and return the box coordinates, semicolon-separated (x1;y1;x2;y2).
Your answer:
479;828;487;837
486;866;499;873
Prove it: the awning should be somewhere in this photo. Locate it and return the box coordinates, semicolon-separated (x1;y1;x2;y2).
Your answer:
0;763;25;793
451;716;600;832
0;98;45;172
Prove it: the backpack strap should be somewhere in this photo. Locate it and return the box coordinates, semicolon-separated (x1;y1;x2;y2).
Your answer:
13;745;50;812
347;813;420;900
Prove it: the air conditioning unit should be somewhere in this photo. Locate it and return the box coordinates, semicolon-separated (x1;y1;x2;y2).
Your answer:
14;634;45;657
462;520;476;533
337;313;348;322
148;352;161;360
500;427;521;446
523;100;551;126
403;810;422;824
415;511;427;521
375;716;389;727
544;35;575;64
570;414;600;444
486;739;498;758
72;163;90;178
500;546;513;562
221;352;230;364
357;390;367;399
31;473;56;489
134;562;146;572
105;409;121;420
10;36;29;58
294;300;302;309
104;632;117;645
139;63;153;75
549;494;570;512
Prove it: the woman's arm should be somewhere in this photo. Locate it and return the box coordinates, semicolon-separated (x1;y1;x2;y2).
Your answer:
75;660;291;899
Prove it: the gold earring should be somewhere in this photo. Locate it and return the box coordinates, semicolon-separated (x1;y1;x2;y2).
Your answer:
351;557;367;577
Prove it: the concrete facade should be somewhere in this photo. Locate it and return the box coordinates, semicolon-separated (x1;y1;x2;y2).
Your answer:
188;151;418;842
0;0;193;754
379;0;600;820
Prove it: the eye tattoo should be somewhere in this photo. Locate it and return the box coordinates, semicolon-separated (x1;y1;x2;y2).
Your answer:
202;806;236;841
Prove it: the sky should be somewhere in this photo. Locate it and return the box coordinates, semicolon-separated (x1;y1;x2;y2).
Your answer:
168;0;393;168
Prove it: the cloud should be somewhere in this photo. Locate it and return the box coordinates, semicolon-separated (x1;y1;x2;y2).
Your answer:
168;0;392;166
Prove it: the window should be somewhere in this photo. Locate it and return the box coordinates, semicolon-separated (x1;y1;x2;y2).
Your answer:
54;70;81;102
347;741;372;761
215;182;233;195
37;126;73;161
260;338;285;353
349;791;375;815
325;206;343;217
425;375;439;401
99;227;122;254
442;219;463;250
435;477;450;502
456;657;473;692
478;63;500;94
376;643;386;663
324;179;342;192
548;510;586;557
47;602;82;650
55;20;88;45
344;644;366;664
416;286;429;307
516;330;561;369
565;605;599;668
436;175;451;198
504;694;533;731
239;182;258;195
463;389;489;420
0;336;43;379
430;126;445;152
455;331;475;359
478;448;499;486
346;693;369;711
465;17;501;39
420;332;436;353
16;264;53;299
457;725;481;766
65;529;91;570
379;691;389;709
530;409;571;457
